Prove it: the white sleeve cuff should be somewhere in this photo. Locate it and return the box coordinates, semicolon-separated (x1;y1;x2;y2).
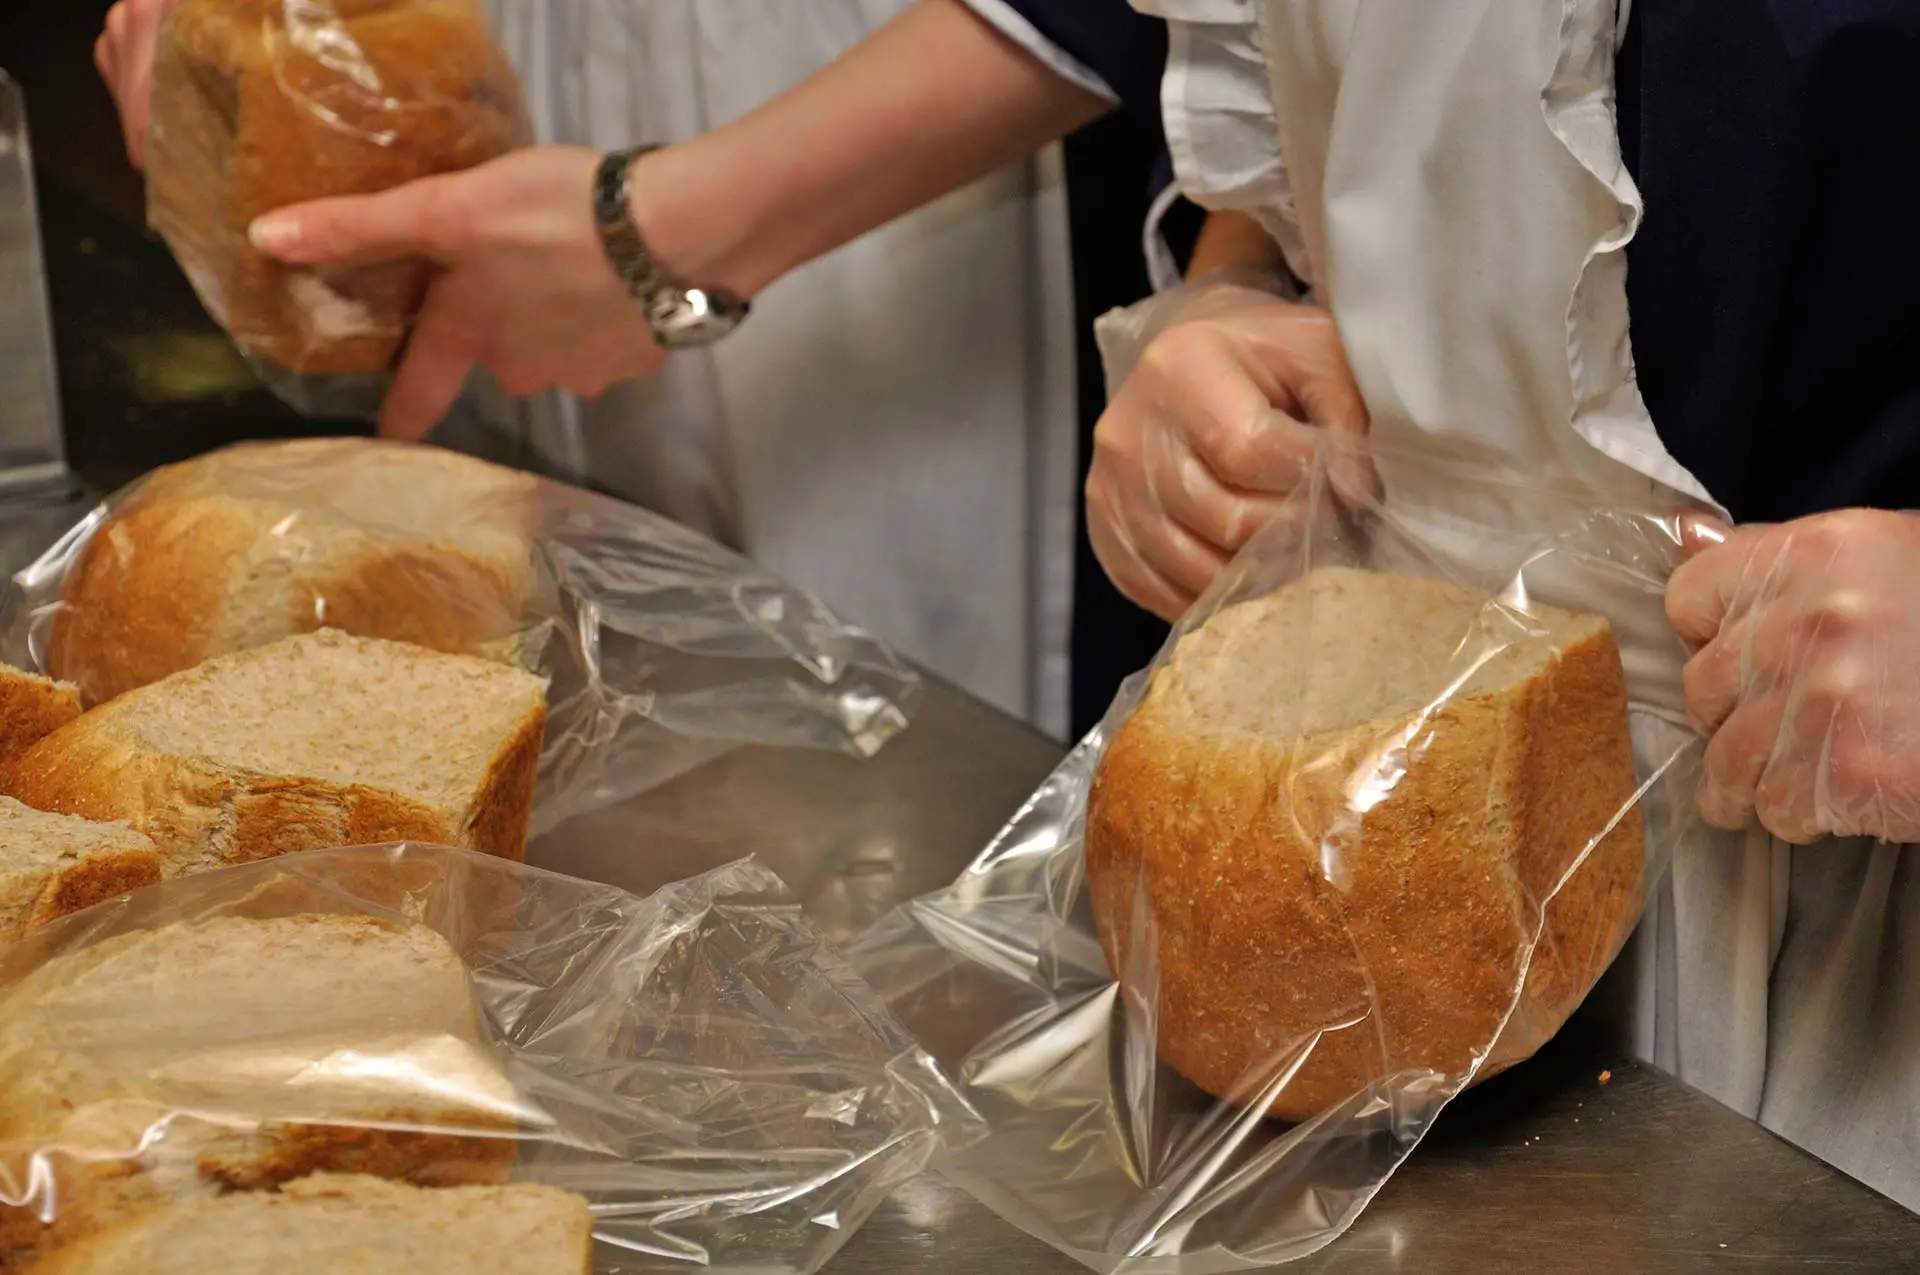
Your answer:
958;0;1121;104
1142;179;1186;293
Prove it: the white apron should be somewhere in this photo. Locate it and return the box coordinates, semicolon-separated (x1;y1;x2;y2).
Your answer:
1129;0;1920;1209
477;0;1082;738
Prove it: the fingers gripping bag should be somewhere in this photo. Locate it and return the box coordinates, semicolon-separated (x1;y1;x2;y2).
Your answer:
0;843;980;1273
842;422;1707;1271
145;0;530;416
0;437;919;835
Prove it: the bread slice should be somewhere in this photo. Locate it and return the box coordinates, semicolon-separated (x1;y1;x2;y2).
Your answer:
147;0;526;376
1085;566;1644;1120
8;629;546;871
0;663;80;763
48;437;544;706
0;798;163;942
0;916;521;1268
27;1174;593;1275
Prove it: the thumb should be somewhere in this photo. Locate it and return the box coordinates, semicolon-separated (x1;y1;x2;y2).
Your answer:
248;175;461;267
1677;512;1735;560
1297;358;1381;508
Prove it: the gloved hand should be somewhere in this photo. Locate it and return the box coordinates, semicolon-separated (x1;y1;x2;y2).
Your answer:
94;0;183;171
1087;273;1375;621
1667;508;1920;844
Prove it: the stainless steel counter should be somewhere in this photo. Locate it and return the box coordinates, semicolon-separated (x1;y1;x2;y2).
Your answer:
528;677;1920;1274
2;498;1915;1273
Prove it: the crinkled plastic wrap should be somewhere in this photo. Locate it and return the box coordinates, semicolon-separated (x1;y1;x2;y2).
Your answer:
844;423;1707;1272
145;0;530;417
0;843;980;1272
0;437;919;834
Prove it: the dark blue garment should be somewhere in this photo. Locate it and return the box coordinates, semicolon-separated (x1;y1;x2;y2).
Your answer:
1618;0;1920;520
991;0;1169;132
987;1;1188;734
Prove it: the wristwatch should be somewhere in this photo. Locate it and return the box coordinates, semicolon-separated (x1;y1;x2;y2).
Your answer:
592;145;750;349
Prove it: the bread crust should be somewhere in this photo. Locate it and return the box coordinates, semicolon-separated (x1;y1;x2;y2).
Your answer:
47;440;543;707
9;850;166;942
0;667;81;771
1085;607;1644;1121
5;654;546;872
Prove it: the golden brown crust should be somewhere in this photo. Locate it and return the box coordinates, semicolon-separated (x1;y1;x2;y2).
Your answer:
149;0;527;376
0;668;81;773
1486;628;1645;1075
0;1151;164;1272
0;1124;516;1271
47;443;539;707
5;698;541;873
199;1117;515;1193
461;703;545;864
1085;627;1643;1121
17;851;166;940
46;500;256;706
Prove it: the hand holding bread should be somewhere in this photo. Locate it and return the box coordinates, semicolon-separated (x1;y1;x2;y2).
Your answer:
1089;283;1380;622
247;147;667;437
122;0;530;396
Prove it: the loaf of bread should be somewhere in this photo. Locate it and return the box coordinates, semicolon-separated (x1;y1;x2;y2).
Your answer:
0;915;521;1267
8;629;547;869
146;0;527;376
49;437;543;706
0;663;79;762
26;1174;593;1275
1085;566;1644;1120
0;798;162;942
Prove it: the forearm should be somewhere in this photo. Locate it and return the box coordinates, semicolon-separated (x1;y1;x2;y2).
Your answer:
1185;210;1286;281
633;0;1108;297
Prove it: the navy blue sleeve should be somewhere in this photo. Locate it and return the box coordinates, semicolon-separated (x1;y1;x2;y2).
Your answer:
992;0;1169;133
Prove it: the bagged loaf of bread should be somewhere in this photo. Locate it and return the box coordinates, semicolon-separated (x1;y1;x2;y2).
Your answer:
0;845;977;1275
146;0;527;392
0;913;523;1268
42;436;544;706
1084;566;1645;1120
6;434;926;836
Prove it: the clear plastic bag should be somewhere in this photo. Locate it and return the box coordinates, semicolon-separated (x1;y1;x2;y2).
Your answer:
0;437;919;835
843;422;1707;1271
145;0;531;417
0;842;980;1272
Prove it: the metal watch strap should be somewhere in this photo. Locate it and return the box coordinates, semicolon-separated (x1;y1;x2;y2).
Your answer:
592;145;750;349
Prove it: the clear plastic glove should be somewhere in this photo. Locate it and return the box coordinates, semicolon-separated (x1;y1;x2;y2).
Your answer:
248;147;667;438
1087;272;1376;621
1667;508;1920;844
94;0;183;170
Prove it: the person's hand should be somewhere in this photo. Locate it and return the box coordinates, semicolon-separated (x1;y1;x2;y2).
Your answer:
95;0;183;171
249;146;665;438
1086;283;1375;621
1667;509;1920;844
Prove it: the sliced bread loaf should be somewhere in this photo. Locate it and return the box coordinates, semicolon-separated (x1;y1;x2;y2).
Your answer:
0;663;80;763
0;798;162;942
47;437;543;706
1085;566;1644;1120
28;1174;593;1275
6;629;546;871
0;915;521;1268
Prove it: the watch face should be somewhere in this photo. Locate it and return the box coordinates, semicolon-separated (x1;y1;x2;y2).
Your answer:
649;288;749;350
596;149;750;349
